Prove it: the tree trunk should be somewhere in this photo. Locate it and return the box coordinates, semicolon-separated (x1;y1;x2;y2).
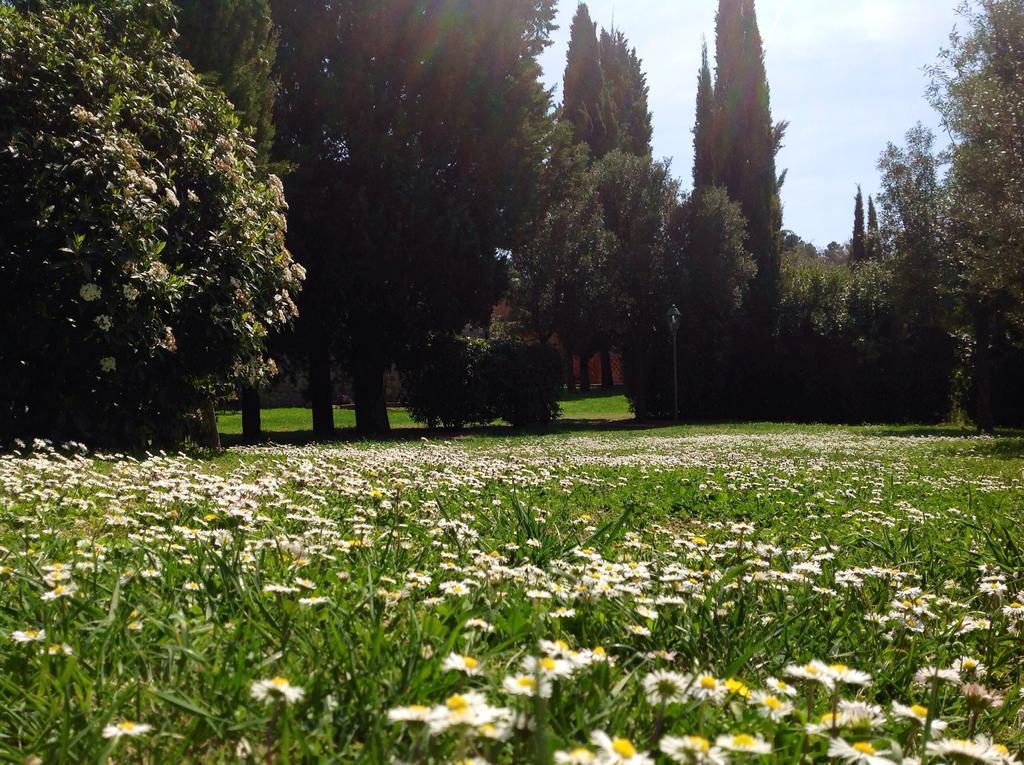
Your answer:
353;355;390;435
201;400;221;450
308;333;335;439
579;353;592;392
600;348;615;388
973;303;995;434
240;387;262;444
564;353;576;393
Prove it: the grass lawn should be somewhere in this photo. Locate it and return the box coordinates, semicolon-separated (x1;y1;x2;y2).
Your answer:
1;419;1023;762
216;389;633;438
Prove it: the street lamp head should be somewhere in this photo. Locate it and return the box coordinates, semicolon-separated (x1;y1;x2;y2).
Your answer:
667;304;681;334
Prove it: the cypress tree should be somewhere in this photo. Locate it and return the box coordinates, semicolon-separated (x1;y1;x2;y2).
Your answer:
562;4;613;158
866;195;880;260
599;28;653;156
693;40;715;189
172;0;277;165
851;185;866;263
712;0;782;313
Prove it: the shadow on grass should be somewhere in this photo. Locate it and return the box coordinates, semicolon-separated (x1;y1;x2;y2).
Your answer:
859;425;1024;459
219;419;650;447
219;416;681;448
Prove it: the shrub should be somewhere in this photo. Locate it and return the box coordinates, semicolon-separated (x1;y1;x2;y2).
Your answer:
0;0;303;447
480;340;562;428
402;336;491;430
403;337;562;430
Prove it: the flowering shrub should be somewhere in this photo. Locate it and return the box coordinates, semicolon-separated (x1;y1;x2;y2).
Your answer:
0;0;302;446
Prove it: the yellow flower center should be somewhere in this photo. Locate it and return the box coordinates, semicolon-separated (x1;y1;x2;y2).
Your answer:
271;677;289;687
700;675;718;689
541;657;556;671
763;695;783;710
592;646;606;656
910;705;928;717
687;736;711;752
692;536;708;546
479;723;497;736
556;639;570;651
612;738;637;757
994;745;1009;755
446;694;469;712
463;656;478;669
517;677;537;688
853;742;877;756
829;664;849;673
804;664;820;675
117;722;137;732
732;735;756;747
409;704;428;713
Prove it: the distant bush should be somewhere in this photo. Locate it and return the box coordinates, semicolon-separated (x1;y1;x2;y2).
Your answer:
402;336;491;430
480;340;562;428
403;337;561;429
0;0;302;447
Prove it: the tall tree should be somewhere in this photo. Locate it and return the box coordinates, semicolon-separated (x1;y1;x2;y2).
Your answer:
929;0;1024;431
593;151;678;419
269;0;343;438
273;0;557;435
562;3;613;159
599;27;653;156
693;40;716;190
877;125;953;327
172;0;277;165
712;0;786;413
851;185;867;264
713;0;783;303
866;195;880;260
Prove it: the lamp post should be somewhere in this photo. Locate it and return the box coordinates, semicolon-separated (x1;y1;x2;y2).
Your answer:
667;304;681;421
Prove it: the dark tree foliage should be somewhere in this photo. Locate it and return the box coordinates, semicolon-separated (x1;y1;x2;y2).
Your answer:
592;151;678;419
599;27;653;157
562;3;614;159
774;256;957;424
851;185;867;264
272;0;557;435
866;195;881;260
172;0;276;165
693;41;716;190
669;187;754;416
877;125;955;329
510;123;614;378
712;0;784;321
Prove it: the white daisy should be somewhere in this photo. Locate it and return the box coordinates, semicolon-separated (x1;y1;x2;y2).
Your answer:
251;677;305;704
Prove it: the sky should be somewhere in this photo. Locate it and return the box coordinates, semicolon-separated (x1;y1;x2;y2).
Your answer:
537;0;963;247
